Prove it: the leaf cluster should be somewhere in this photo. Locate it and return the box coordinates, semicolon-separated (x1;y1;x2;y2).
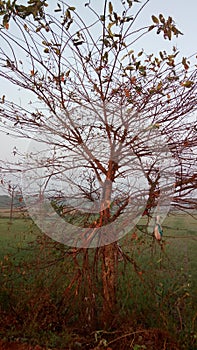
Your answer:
0;0;47;28
149;14;183;40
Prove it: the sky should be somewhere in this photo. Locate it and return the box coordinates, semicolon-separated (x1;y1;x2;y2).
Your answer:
0;0;197;164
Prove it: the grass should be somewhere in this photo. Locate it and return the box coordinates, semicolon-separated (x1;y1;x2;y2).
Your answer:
0;212;196;349
116;212;197;348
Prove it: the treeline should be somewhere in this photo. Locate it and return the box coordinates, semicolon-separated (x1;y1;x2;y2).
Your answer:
0;195;25;209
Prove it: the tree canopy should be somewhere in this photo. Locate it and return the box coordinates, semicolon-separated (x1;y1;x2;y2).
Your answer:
0;0;196;328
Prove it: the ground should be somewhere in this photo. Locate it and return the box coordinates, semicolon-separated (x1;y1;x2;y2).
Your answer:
0;341;44;350
0;327;182;350
0;210;196;350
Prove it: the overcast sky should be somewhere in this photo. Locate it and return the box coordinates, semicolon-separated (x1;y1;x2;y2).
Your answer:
0;0;196;164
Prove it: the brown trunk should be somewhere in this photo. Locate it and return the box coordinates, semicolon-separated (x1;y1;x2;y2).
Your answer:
99;172;119;327
101;242;118;327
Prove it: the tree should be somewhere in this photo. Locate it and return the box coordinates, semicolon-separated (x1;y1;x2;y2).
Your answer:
0;0;196;328
0;159;23;220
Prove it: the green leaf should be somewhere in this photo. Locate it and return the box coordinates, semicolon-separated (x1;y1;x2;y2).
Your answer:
36;26;42;32
157;82;162;90
42;40;50;46
172;26;183;37
109;2;113;15
103;38;110;47
65;9;71;19
126;0;133;8
181;80;194;88
66;19;73;30
148;25;155;32
2;14;9;27
167;29;172;40
135;61;140;70
147;123;161;130
124;15;133;22
68;6;75;11
182;57;189;70
102;51;108;63
138;50;143;57
73;40;84;46
121;50;134;61
159;51;164;60
113;12;118;22
108;21;115;33
24;23;29;31
54;48;60;56
159;14;165;23
151;15;159;24
167;75;179;82
139;66;146;76
125;65;134;71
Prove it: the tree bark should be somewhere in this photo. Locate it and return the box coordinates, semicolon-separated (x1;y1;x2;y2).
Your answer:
101;241;118;327
99;172;119;327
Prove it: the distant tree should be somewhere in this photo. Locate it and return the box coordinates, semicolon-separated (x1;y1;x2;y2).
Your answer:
0;0;196;327
0;174;22;220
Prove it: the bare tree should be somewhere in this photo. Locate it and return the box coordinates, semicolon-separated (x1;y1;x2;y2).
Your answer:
0;0;196;327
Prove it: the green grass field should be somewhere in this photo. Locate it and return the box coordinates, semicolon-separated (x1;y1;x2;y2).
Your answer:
0;213;196;349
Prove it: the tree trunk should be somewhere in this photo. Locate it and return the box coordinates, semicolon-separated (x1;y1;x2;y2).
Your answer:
101;241;118;327
99;174;119;327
